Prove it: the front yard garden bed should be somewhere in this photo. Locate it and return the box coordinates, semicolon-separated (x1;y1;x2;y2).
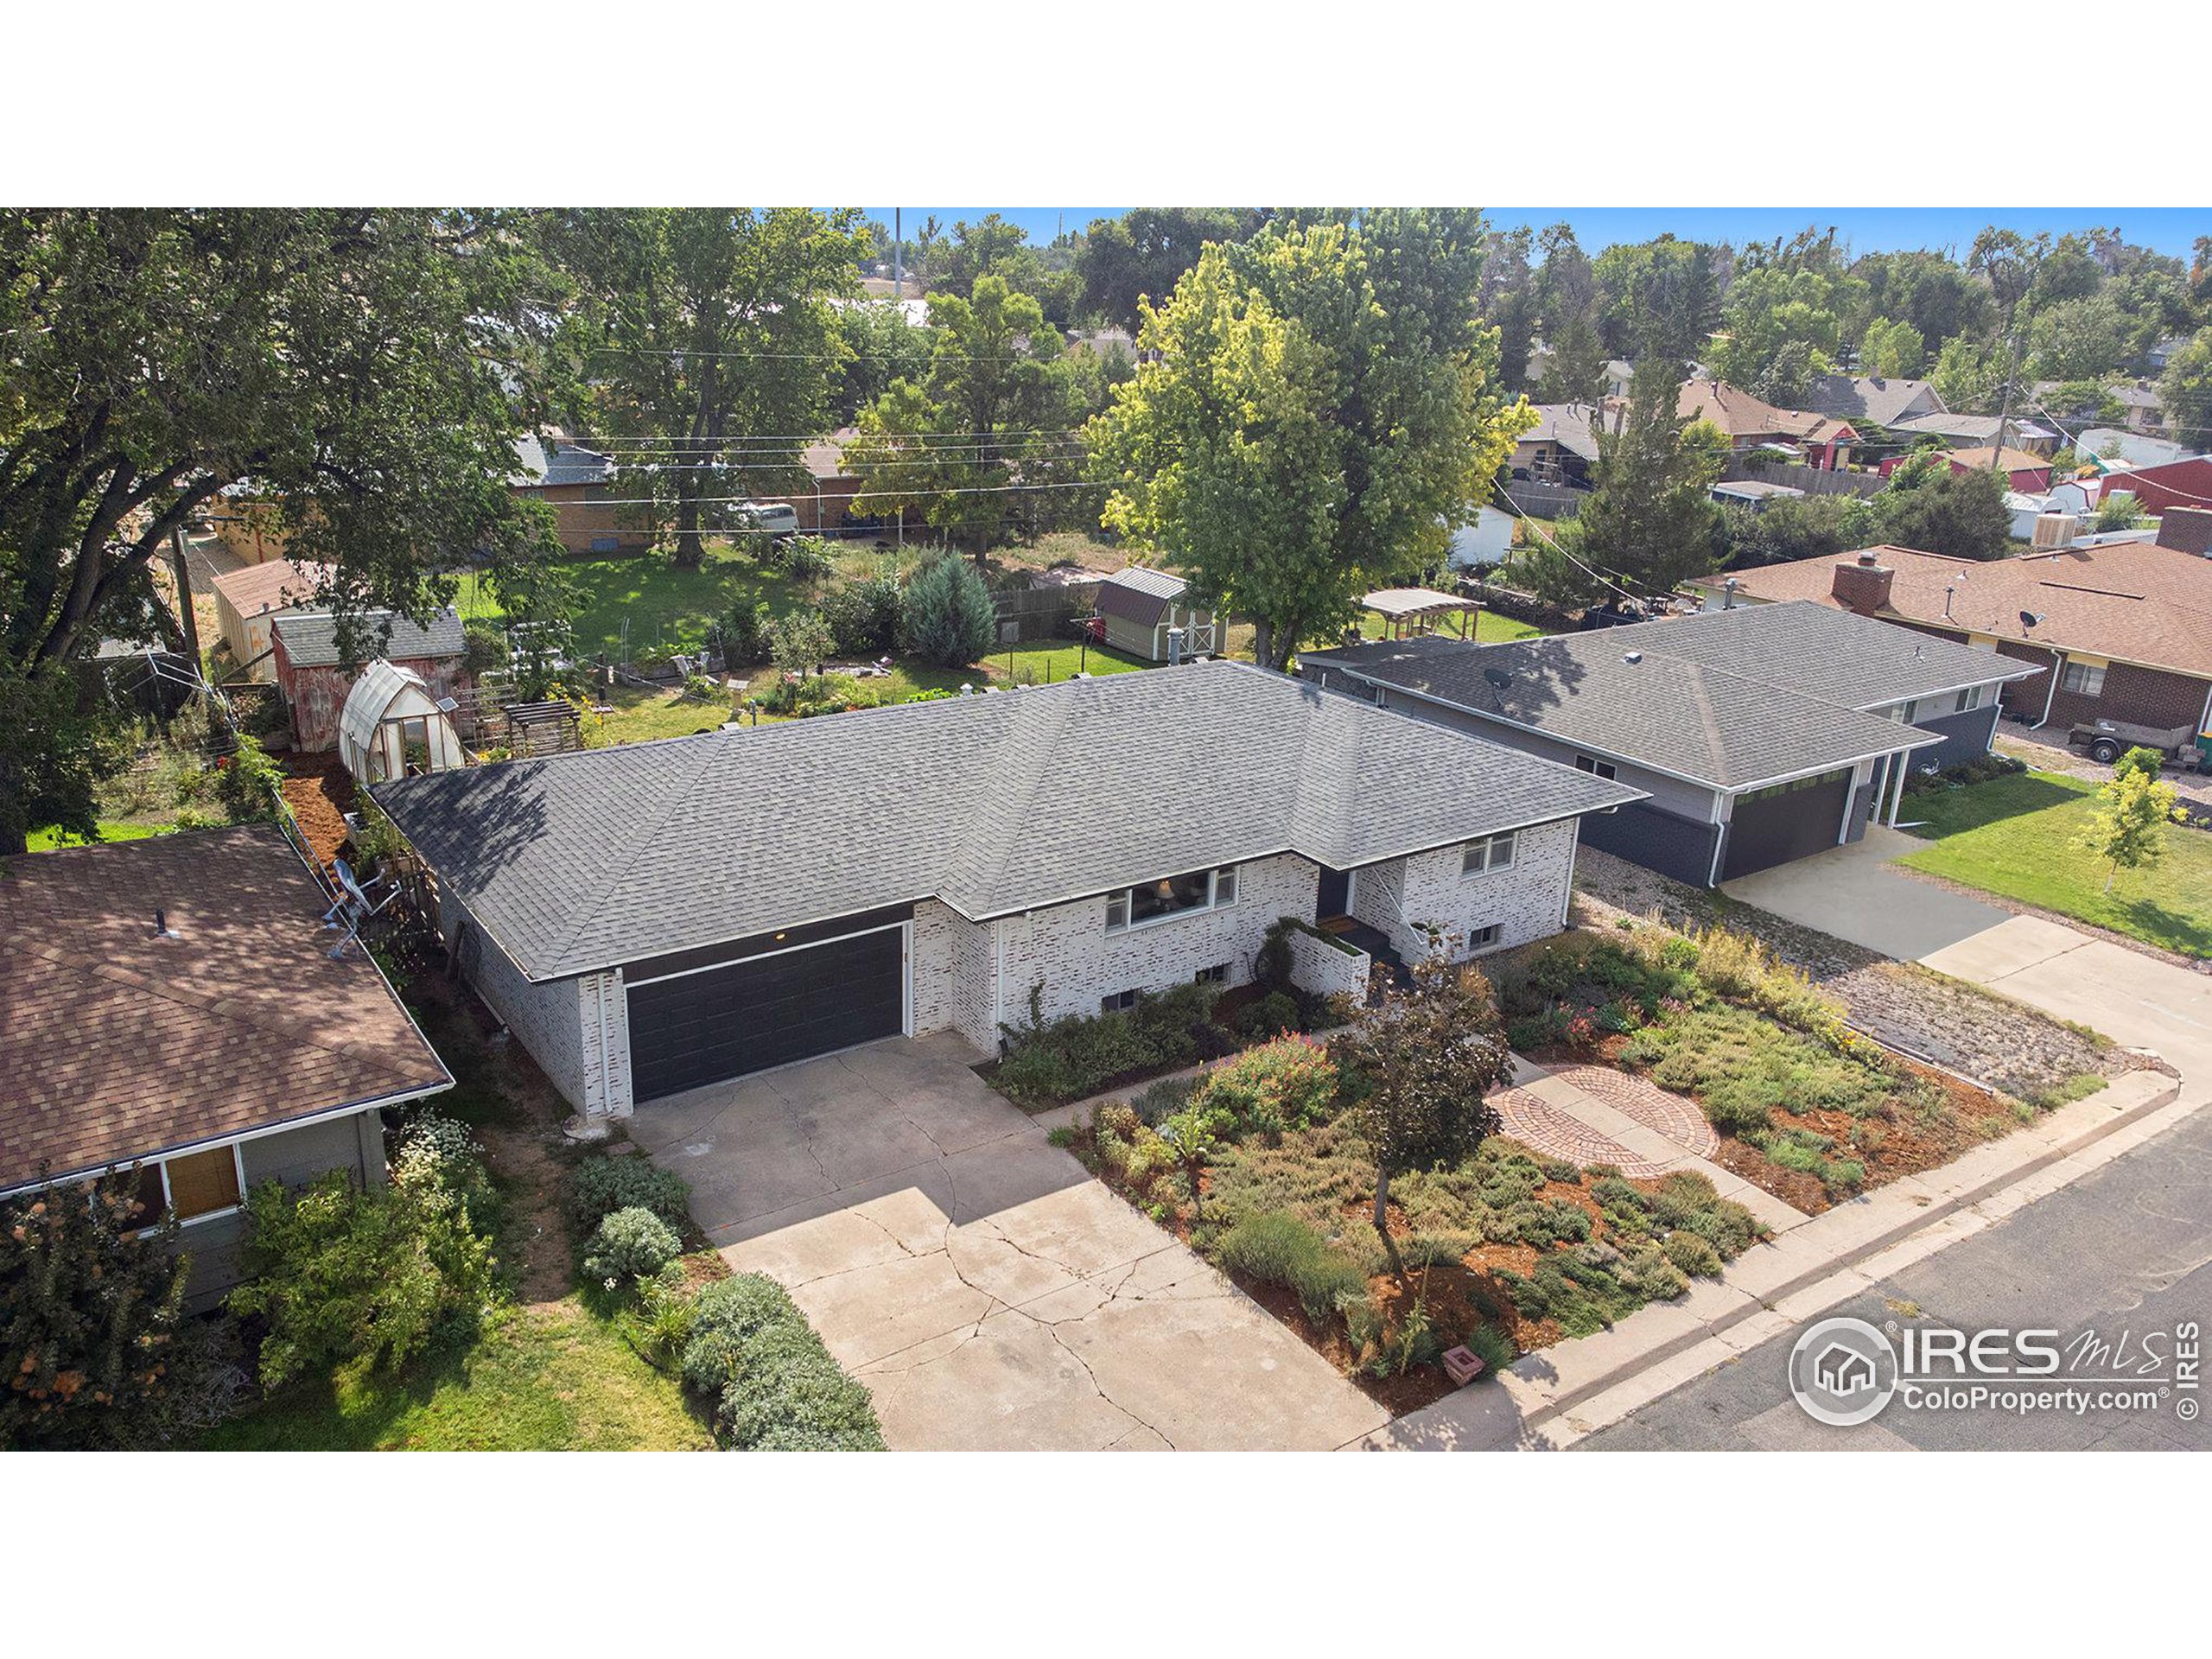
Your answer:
1492;924;2098;1214
980;931;1350;1109
1059;1034;1768;1416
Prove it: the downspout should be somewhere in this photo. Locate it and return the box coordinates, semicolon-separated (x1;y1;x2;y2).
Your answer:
2035;650;2063;729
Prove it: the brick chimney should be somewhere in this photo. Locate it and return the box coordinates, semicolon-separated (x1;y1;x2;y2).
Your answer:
2157;505;2212;557
1831;550;1895;615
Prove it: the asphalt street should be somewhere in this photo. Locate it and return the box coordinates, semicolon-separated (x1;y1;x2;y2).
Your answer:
1581;1102;2212;1451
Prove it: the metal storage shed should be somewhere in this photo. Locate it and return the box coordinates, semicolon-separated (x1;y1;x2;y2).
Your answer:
339;660;469;785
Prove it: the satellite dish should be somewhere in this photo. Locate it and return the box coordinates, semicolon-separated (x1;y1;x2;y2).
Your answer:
1482;667;1512;690
2020;610;2044;628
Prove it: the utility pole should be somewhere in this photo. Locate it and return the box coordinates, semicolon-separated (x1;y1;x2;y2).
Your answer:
1989;336;2018;474
168;524;201;673
893;208;902;298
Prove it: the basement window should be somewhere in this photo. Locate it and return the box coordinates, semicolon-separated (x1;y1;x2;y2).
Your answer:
1100;989;1140;1014
1466;923;1503;953
1195;963;1230;985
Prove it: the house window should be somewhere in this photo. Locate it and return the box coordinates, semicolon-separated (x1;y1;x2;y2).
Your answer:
1104;866;1238;933
1898;699;1920;723
130;1143;245;1230
1101;989;1140;1014
2060;661;2107;697
1955;685;1984;714
1195;963;1230;985
1466;923;1503;953
1573;754;1618;780
1460;831;1518;876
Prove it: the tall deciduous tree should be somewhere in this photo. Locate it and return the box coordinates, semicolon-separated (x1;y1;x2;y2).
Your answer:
2159;328;2212;443
1075;207;1262;333
1089;212;1527;669
546;208;868;566
1871;454;2012;561
845;275;1080;560
1534;223;1605;403
0;208;562;853
1331;944;1511;1292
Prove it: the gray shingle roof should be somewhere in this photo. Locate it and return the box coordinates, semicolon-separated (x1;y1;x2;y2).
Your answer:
272;608;467;668
1802;375;1941;427
374;661;1643;981
511;435;616;488
1599;601;2033;709
1300;599;2024;792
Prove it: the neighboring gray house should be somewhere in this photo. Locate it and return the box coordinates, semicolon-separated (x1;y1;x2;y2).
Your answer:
1092;567;1219;662
374;662;1640;1116
1890;410;2059;454
1802;374;1945;429
0;828;452;1311
1300;601;2031;887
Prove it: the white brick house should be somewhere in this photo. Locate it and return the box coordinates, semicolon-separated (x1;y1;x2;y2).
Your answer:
382;662;1643;1117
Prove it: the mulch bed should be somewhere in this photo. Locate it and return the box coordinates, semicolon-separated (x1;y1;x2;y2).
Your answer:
277;753;359;869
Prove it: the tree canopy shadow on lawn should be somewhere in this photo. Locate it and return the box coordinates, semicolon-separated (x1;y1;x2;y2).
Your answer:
1901;771;2090;832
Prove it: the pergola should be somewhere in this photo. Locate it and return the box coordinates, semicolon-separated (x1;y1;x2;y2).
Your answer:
1361;587;1481;641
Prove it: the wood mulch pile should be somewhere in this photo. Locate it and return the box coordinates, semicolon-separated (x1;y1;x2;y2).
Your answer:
277;753;358;869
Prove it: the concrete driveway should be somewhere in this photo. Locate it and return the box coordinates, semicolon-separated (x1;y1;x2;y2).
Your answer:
629;1034;1389;1451
1720;825;2009;960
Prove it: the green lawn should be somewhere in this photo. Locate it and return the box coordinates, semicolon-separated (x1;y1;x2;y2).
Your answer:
198;1299;711;1451
582;639;1152;748
1349;609;1548;645
1898;769;2212;957
25;819;172;851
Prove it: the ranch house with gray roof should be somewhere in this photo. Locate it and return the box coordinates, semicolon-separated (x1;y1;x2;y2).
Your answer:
1300;601;2031;887
374;660;1640;1116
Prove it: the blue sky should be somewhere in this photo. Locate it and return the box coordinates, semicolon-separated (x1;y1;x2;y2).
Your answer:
864;207;2209;260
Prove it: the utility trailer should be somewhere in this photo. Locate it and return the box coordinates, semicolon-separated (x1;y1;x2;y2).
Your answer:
2064;718;2207;767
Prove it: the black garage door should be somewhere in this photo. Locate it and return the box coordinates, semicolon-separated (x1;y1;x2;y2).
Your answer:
1720;768;1852;880
626;925;906;1101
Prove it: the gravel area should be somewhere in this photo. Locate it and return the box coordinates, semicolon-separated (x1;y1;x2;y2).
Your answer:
1994;729;2212;817
1571;847;2126;1103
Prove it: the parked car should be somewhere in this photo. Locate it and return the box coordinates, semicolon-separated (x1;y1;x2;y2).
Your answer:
731;501;799;541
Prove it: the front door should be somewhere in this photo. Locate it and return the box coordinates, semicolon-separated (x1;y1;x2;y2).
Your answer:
1316;865;1351;918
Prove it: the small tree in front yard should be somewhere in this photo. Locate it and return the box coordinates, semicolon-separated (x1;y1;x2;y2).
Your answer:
1329;938;1514;1293
2072;760;2183;892
766;608;836;679
1156;1106;1223;1222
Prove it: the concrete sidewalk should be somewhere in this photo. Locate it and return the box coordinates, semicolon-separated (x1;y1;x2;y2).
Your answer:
1360;1065;2179;1450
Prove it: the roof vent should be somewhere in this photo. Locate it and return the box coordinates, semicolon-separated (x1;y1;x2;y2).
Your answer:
151;908;179;940
1623;651;1643;665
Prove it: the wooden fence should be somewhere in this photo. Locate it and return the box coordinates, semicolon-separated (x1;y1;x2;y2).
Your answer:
1721;458;1888;499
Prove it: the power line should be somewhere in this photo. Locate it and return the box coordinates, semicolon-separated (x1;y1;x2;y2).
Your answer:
535;478;1112;508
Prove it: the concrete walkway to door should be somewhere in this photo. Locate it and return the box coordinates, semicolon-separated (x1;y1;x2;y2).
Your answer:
628;1034;1389;1452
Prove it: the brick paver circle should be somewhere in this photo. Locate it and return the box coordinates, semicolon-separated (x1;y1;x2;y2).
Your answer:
1490;1086;1675;1179
1547;1065;1720;1160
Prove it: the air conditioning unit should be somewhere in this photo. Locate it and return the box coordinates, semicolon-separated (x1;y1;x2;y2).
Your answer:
2031;512;2079;552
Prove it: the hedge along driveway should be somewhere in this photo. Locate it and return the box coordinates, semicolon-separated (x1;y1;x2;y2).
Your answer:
1897;769;2212;957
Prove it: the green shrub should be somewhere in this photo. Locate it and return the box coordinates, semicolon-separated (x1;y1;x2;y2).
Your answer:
216;731;284;823
820;574;903;657
583;1205;683;1284
1462;1322;1516;1376
898;553;996;668
1255;921;1296;994
229;1171;496;1389
995;981;1219;1103
1213;1211;1370;1323
723;599;772;664
390;1113;500;1235
1236;990;1304;1039
1129;1074;1198;1126
1662;1230;1723;1278
628;1268;700;1368
569;1155;692;1237
678;1272;882;1450
1192;1035;1338;1137
1629;1004;1898;1135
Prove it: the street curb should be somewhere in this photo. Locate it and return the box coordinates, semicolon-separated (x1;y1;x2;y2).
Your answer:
1541;1071;2181;1422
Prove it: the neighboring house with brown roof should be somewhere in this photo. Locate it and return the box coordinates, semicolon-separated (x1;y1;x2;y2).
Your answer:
1688;519;2212;737
1675;378;1859;469
208;558;331;684
0;828;452;1308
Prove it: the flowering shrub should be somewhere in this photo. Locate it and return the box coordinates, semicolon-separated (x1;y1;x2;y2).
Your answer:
1189;1036;1340;1138
569;1155;692;1237
582;1206;681;1285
